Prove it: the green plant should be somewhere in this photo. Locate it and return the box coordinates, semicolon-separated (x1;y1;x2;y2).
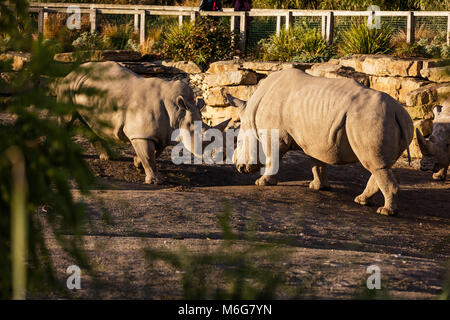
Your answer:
160;17;239;68
338;21;393;55
72;31;105;51
1;0;113;299
259;22;333;62
101;22;138;51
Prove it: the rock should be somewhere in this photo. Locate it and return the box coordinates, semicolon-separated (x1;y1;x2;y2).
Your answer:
404;104;434;120
54;50;141;63
119;62;169;75
361;55;423;77
0;51;32;71
422;59;450;69
406;83;450;108
336;54;368;72
160;60;202;74
204;85;257;106
204;70;258;87
241;61;313;73
420;66;450;83
368;76;429;104
202;105;241;127
306;63;369;86
207;60;242;74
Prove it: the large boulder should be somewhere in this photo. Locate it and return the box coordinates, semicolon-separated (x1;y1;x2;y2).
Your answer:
0;51;32;71
361;55;423;77
159;60;202;74
204;70;258;87
368;76;429;104
202;105;240;127
306;63;370;86
204;85;257;106
406;82;450;109
420;66;450;83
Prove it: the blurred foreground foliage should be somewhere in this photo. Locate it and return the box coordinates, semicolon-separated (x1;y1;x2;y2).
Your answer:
0;0;104;298
144;203;302;299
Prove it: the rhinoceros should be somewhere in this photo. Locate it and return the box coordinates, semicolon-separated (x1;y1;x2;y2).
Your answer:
57;61;228;184
227;68;414;216
416;102;450;181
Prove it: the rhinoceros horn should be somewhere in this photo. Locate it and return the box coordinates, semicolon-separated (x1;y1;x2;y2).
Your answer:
416;128;431;155
226;94;246;111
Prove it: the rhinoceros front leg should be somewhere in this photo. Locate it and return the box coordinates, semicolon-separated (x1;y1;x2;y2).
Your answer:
308;158;331;191
354;174;379;206
371;168;399;216
255;140;290;186
130;139;163;184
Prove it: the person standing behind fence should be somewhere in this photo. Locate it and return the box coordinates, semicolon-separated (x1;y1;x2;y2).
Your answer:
199;0;223;11
232;0;252;30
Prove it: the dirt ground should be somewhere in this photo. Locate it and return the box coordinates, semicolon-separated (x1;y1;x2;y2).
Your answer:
38;135;450;300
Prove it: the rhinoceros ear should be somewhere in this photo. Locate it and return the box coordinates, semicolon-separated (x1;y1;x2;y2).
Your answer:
196;98;206;112
433;105;442;119
176;96;190;111
213;118;231;132
416;128;430;155
226;94;246;111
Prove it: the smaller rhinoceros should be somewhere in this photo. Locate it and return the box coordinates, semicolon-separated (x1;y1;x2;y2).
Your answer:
416;102;450;181
57;61;229;184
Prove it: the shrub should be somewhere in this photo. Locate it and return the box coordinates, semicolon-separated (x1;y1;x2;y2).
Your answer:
43;13;90;52
259;22;334;62
392;31;449;59
160;17;239;68
72;31;105;51
338;21;393;55
140;28;163;57
101;22;139;51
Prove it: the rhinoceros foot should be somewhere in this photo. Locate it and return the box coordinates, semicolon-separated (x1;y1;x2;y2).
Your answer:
145;174;165;185
377;207;398;216
255;175;278;186
354;195;370;206
308;180;331;191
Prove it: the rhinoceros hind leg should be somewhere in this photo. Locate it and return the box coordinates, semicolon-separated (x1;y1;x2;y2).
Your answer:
371;169;399;216
131;139;164;184
309;158;331;191
354;174;379;206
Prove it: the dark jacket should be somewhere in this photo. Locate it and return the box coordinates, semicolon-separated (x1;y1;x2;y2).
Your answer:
232;0;252;11
199;0;223;11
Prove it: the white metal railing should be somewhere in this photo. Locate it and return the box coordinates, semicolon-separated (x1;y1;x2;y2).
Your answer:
28;2;450;51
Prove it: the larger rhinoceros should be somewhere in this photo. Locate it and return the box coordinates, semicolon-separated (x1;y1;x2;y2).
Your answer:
227;68;414;216
57;61;228;184
416;102;450;181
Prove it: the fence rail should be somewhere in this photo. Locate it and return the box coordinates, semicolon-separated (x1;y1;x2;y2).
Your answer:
28;2;450;51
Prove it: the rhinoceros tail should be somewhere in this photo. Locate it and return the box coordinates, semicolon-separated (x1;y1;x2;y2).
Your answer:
395;107;413;166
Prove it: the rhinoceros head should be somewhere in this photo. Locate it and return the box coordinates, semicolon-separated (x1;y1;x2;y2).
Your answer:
416;128;449;181
173;81;230;158
226;94;262;174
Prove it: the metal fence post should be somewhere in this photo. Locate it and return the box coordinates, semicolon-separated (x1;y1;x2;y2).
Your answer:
407;11;415;43
89;8;97;33
285;11;292;30
239;11;247;53
326;11;334;44
37;8;44;34
140;10;146;44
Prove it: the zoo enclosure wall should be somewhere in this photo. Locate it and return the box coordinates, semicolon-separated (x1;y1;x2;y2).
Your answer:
28;2;450;52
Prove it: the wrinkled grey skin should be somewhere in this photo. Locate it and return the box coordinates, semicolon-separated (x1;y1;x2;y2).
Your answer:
228;69;414;216
57;61;228;184
416;103;450;181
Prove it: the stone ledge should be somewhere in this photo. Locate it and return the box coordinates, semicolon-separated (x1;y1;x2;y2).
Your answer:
54;50;142;63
